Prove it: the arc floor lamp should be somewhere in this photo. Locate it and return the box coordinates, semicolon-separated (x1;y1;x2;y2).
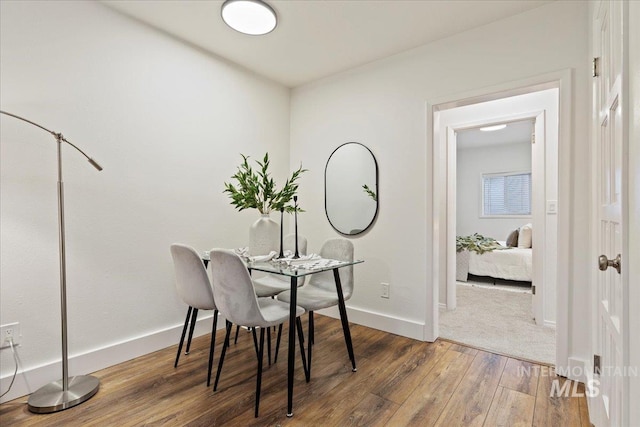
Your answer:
1;110;102;413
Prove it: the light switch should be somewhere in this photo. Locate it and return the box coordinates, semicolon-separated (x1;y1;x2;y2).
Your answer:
546;200;557;214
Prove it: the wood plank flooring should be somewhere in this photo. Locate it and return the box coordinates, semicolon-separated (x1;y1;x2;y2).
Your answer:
0;315;589;426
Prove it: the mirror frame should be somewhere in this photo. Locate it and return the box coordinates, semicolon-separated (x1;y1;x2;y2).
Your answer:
324;142;379;236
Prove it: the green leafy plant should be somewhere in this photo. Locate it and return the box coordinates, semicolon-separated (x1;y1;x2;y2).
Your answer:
362;184;377;201
456;233;502;254
224;153;307;214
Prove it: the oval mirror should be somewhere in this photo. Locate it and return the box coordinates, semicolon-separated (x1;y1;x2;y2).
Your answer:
325;142;378;235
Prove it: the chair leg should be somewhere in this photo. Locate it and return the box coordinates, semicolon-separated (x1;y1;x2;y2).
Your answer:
175;306;192;368
214;321;232;391
307;312;314;380
296;317;309;382
206;310;218;387
185;308;199;355
252;328;259;358
271;297;277;332
267;326;272;366
255;327;265;418
274;323;283;363
234;324;241;345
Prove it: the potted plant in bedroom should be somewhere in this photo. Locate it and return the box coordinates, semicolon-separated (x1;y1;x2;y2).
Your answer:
224;153;306;255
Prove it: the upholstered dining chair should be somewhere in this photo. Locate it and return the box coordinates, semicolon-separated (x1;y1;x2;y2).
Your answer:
170;244;218;387
209;248;307;417
277;238;355;380
252;234;308;297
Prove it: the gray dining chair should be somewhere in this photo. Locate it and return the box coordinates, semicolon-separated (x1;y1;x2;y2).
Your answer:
170;243;218;387
252;233;308;297
209;248;308;417
277;238;355;380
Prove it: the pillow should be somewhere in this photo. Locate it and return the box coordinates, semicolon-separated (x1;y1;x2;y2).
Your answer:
518;223;532;248
506;229;519;247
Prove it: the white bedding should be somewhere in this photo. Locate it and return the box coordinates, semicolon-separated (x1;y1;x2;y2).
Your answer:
468;244;532;282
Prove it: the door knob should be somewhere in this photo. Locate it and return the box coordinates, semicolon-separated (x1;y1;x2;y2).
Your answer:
598;254;621;274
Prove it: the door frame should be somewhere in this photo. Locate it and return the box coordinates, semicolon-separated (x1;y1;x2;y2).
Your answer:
426;69;572;372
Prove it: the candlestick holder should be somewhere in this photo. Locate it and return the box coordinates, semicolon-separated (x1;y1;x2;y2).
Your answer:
277;207;285;258
293;196;300;259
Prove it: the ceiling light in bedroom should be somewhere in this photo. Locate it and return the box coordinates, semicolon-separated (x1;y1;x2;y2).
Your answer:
221;0;277;36
480;124;507;132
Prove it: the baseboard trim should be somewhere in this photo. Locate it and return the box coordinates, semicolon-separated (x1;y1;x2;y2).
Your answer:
318;305;424;341
556;356;588;384
0;312;221;403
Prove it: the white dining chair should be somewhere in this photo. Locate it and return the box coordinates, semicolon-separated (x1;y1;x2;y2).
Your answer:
209;248;308;417
277;238;355;379
170;243;218;387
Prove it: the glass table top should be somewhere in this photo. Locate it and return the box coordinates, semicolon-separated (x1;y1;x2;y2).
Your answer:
248;258;363;277
202;252;363;277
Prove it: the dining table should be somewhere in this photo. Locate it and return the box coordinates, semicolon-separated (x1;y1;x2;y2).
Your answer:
203;252;363;417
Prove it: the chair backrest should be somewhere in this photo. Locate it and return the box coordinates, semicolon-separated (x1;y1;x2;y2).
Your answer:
170;244;215;310
209;248;266;327
284;234;307;256
309;239;354;299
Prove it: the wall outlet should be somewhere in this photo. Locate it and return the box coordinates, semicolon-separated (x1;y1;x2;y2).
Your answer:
1;322;21;349
381;283;390;299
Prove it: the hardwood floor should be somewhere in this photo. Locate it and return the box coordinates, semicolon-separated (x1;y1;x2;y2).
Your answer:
0;315;589;426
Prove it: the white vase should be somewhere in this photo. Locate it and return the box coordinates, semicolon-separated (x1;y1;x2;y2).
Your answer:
249;213;279;256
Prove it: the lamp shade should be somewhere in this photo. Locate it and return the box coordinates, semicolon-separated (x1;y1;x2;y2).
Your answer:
221;0;277;36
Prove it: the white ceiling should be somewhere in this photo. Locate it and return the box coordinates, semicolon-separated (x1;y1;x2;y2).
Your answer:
456;119;534;150
102;0;552;88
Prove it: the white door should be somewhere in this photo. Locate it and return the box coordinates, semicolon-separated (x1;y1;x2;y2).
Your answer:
591;1;628;425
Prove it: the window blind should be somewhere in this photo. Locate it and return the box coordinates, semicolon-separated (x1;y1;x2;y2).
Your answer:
482;172;531;216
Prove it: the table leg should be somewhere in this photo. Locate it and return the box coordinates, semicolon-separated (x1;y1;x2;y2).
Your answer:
287;276;297;417
333;269;356;372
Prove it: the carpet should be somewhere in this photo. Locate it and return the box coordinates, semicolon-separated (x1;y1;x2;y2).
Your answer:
439;283;555;365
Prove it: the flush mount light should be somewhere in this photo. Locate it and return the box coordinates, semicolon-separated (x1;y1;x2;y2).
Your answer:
221;0;277;36
480;124;507;132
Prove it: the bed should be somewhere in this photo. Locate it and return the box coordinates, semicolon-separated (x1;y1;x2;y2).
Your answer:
467;241;532;282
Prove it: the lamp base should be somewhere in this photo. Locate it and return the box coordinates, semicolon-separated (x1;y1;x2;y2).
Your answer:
27;375;99;414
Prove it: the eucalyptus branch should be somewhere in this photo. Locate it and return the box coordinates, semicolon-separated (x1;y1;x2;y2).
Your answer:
224;153;307;214
363;184;377;201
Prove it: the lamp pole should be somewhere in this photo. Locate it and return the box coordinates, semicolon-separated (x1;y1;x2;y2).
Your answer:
1;110;102;413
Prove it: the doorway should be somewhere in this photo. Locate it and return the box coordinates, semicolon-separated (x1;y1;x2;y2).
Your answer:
427;75;571;369
439;117;554;364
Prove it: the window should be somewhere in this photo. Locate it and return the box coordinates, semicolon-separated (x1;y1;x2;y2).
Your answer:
482;172;531;216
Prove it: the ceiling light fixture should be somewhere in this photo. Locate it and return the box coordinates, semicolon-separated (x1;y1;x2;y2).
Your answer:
479;124;507;132
221;0;277;36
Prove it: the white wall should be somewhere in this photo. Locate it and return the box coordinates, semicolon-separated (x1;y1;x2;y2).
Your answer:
456;142;532;239
290;0;589;365
0;1;290;401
